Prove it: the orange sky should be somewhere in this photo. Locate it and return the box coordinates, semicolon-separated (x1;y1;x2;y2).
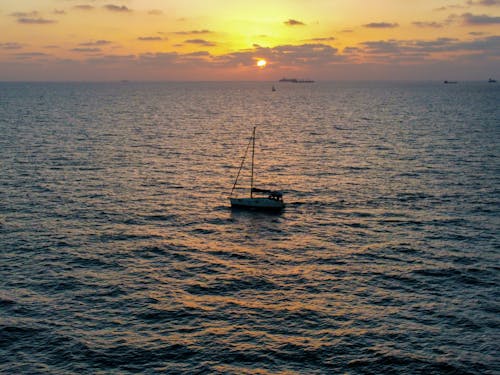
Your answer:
0;0;499;80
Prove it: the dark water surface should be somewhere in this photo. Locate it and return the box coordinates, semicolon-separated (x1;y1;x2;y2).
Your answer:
1;81;499;374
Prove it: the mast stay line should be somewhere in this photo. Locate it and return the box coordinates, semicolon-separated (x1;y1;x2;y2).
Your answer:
230;128;254;197
250;126;256;198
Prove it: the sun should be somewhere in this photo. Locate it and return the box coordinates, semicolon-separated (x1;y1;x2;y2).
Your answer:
257;59;267;68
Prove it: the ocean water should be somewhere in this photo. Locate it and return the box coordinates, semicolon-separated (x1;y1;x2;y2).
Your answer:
0;81;498;374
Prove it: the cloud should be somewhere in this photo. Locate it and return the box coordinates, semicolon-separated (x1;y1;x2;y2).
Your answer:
273;43;341;64
0;42;23;50
307;37;336;42
363;22;399;28
148;9;163;15
136;52;180;66
413;21;444;28
467;0;500;6
17;18;57;24
184;39;216;47
53;9;66;15
74;5;94;11
173;30;213;35
351;37;481;64
9;11;57;24
103;4;132;13
72;48;102;53
10;11;39;17
284;19;305;26
358;35;500;60
456;35;500;50
361;40;403;54
79;40;112;46
434;4;466;11
14;52;49;59
461;12;500;24
87;54;136;64
3;35;498;81
213;43;342;69
343;46;361;54
184;51;211;57
86;42;343;72
138;36;164;41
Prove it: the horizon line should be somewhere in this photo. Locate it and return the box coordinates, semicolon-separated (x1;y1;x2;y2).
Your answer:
0;79;496;83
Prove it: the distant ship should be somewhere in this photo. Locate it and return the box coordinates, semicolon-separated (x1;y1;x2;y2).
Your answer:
443;80;458;84
279;78;315;83
488;78;497;83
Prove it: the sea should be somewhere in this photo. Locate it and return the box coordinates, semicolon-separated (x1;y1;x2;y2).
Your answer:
0;81;498;374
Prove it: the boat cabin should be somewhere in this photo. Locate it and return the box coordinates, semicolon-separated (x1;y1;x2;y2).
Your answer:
251;188;284;202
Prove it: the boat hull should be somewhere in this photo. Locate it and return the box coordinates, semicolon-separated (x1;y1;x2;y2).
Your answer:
230;197;284;211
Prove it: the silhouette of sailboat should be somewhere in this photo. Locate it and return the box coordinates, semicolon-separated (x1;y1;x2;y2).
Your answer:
229;127;284;211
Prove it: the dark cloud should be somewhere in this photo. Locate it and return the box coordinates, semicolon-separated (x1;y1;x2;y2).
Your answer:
455;35;500;50
184;51;211;57
8;35;498;80
362;40;402;54
14;52;49;59
79;40;112;46
358;35;500;58
103;4;132;13
74;5;94;11
10;11;57;24
133;51;219;70
72;48;102;53
138;36;164;41
173;30;213;35
137;52;180;65
53;9;66;15
467;0;500;6
185;39;216;47
307;37;336;42
284;19;305;26
87;54;136;64
363;22;399;28
212;43;342;69
273;44;341;63
434;4;466;11
462;12;500;24
10;11;39;17
3;35;499;81
0;42;23;50
18;18;57;24
413;21;444;28
343;46;361;54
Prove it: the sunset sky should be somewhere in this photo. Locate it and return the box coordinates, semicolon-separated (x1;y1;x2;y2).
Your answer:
1;0;499;81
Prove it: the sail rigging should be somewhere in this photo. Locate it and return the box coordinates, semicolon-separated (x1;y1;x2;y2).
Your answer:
228;127;284;211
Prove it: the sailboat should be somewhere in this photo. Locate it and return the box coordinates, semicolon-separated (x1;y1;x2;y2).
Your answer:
229;127;284;211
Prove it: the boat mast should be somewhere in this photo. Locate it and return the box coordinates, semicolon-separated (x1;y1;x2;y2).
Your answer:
230;132;253;197
250;126;256;198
